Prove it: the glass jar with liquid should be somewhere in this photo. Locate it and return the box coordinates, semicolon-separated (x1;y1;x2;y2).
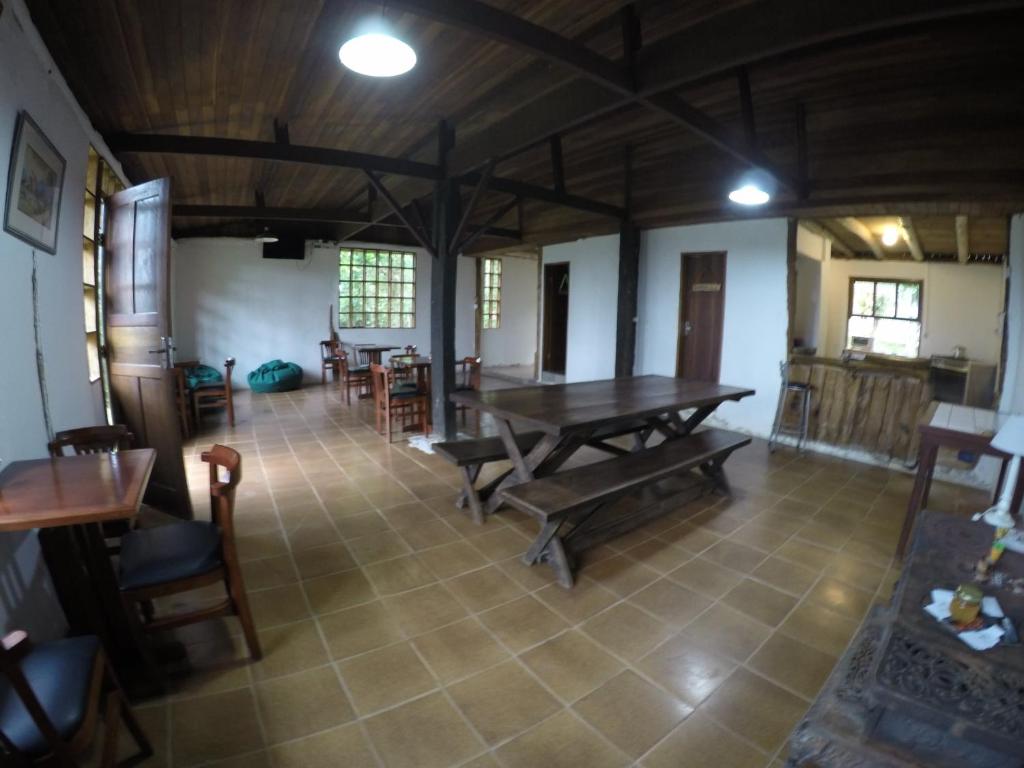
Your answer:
949;584;983;625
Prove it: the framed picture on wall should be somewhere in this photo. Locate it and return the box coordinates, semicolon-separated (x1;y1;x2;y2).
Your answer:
4;111;66;254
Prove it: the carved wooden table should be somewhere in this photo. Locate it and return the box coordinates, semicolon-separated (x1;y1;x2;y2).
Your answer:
788;511;1024;767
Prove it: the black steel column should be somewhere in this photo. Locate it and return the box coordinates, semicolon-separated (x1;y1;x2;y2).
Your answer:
431;121;459;438
615;220;641;377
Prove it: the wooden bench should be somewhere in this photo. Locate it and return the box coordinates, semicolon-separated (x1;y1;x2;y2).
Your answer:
501;427;751;587
434;431;545;523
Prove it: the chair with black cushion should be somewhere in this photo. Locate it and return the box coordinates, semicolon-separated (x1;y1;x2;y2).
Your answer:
319;339;341;384
369;364;430;443
0;630;152;767
118;444;261;660
338;350;371;406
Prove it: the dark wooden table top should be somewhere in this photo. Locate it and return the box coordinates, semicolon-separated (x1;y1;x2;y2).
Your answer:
0;449;156;531
357;345;401;353
450;376;754;436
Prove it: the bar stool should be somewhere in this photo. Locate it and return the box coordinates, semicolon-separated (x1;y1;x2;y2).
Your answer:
768;361;812;454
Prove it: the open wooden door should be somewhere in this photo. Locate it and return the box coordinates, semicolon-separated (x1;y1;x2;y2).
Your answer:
676;251;726;382
105;178;192;519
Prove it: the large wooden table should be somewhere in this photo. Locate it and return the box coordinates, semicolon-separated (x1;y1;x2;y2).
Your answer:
451;376;754;516
0;449;163;698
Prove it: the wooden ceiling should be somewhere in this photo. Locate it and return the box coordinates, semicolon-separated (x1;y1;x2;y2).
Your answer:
26;0;1024;249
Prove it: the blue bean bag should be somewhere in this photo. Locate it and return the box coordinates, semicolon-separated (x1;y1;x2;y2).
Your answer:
247;360;303;393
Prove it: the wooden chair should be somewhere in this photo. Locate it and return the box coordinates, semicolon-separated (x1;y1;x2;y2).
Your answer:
118;445;261;660
353;344;377;368
390;352;419;386
455;356;482;423
192;358;236;429
48;425;134;458
172;360;200;438
0;630;152;766
319;340;341;384
339;350;371;406
369;364;430;443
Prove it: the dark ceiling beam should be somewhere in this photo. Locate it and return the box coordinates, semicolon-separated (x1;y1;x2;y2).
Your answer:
365;170;435;253
173;204;397;226
460;172;626;219
107;133;442;180
444;0;1021;175
384;0;632;91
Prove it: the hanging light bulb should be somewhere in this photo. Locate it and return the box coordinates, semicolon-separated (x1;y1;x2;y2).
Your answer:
728;169;775;206
881;225;900;247
254;227;278;244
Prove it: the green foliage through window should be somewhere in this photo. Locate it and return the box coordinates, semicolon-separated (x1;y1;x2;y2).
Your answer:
481;258;501;330
847;278;922;358
339;248;416;329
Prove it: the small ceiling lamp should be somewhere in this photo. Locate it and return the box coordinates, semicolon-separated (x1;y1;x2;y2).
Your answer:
881;225;900;247
339;24;416;78
254;227;279;244
728;169;774;206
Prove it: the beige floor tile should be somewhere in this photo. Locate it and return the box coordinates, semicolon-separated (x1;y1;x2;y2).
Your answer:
703;668;808;753
241;555;299;591
412;618;510;683
778;602;860;656
580;554;661;597
667;556;745;599
269;722;377;768
628;578;712;628
701;539;768;573
363;691;483;768
658;523;722;554
291;541;358;580
752;556;820;596
721;579;798;627
303;569;376;614
170;688;264;766
362;553;438;595
333;510;392;539
626;538;693;573
396;518;462;550
248;584;311;628
581;602;674;662
775;539;837;572
469;526;532;561
319;601;405;660
643;711;767;768
494;709;630;768
338;641;437;715
636;633;736;707
573;670;691;758
829;555;888;592
729;521;794;553
520;630;624;702
346;530;413;565
383;583;469;636
478;596;569;653
416;540;490;579
681;603;771;662
748;633;837;700
446;564;527;612
805;577;874;620
255;666;355;744
533;578;619;624
448;660;561;745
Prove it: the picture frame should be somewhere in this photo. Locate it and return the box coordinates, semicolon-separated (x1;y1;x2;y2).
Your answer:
4;111;66;254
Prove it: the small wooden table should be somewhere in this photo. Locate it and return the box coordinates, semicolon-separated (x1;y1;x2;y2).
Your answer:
451;376;754;516
356;344;400;365
0;449;164;699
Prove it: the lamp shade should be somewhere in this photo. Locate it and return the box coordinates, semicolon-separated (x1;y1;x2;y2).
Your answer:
991;415;1024;455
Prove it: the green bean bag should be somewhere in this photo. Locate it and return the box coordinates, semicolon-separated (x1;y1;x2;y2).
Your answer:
184;364;222;391
247;360;303;393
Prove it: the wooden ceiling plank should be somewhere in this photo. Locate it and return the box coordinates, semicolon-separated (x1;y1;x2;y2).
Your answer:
956;214;970;262
898;216;925;261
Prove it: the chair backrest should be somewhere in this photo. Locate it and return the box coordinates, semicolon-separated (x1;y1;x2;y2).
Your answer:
202;445;242;540
320;339;339;362
457;357;482;390
354;344;375;367
369;363;392;410
48;425;134;457
223;357;235;395
404;345;417;355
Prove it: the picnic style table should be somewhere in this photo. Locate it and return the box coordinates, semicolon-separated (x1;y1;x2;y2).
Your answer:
450;376;755;517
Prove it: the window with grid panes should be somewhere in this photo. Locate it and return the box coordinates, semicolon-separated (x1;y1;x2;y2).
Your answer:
82;147;124;382
846;278;922;358
338;248;416;328
481;257;501;329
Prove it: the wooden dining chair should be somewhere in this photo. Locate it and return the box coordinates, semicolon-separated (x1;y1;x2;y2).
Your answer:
369;364;430;443
192;358;236;429
319;339;341;384
353;344;376;368
0;630;152;767
389;353;419;386
172;360;200;438
455;356;482;424
339;350;371;406
117;444;261;660
48;425;134;458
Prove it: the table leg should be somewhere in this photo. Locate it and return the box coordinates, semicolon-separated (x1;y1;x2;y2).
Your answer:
483;421;578;515
899;439;939;558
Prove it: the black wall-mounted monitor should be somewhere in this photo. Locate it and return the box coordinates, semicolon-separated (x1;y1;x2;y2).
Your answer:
262;237;306;260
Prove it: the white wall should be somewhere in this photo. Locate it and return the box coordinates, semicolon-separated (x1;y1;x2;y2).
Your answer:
173;239;476;385
0;0;126;639
481;254;538;368
1000;214;1024;413
636;219;791;437
541;235;620;382
794;255;822;349
820;259;1005;363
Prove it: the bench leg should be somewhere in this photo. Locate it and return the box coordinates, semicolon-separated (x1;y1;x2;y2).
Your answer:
457;465;485;524
523;520;563;565
545;537;575;589
700;457;732;496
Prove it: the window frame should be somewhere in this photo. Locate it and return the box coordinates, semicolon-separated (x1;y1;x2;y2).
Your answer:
481;257;502;330
846;277;924;357
338;248;417;329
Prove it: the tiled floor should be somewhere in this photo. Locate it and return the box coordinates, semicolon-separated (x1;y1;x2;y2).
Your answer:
127;382;990;768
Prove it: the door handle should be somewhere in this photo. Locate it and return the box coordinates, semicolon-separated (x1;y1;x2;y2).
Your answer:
684;321;693;336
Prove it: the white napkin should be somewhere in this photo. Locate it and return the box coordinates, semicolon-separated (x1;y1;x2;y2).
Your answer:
959;625;1005;651
923;588;1007;650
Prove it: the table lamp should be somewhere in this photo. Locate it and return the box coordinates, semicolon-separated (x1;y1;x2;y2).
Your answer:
974;415;1024;554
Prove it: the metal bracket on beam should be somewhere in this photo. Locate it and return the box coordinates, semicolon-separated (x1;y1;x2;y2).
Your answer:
273;119;290;146
254;190;267;208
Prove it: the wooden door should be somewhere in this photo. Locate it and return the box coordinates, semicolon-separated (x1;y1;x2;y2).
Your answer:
542;262;570;375
676;252;726;382
105;178;192;519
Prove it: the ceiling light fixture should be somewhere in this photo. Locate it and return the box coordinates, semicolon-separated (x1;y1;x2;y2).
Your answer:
339;32;417;77
254;227;279;244
881;225;900;247
728;169;775;206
